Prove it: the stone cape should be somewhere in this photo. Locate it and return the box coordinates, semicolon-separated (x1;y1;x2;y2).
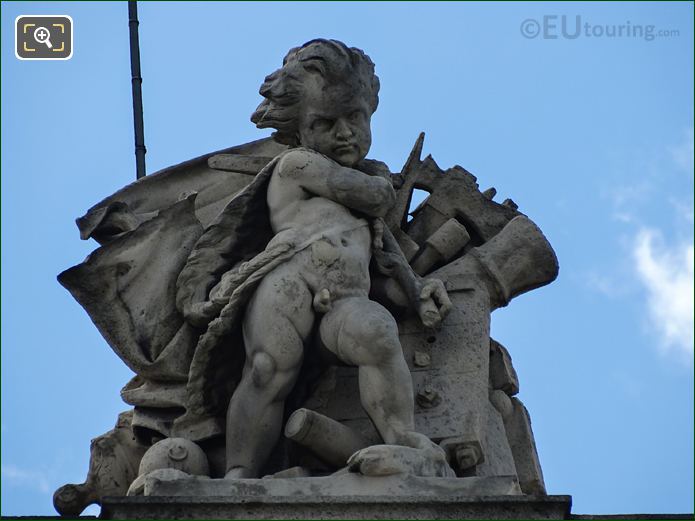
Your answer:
58;138;288;444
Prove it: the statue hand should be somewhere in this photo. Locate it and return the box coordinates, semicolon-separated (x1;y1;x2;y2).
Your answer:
417;278;452;329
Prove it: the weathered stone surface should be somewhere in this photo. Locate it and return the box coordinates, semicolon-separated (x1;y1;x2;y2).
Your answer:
75;138;287;244
411;218;471;275
284;408;368;467
101;494;572;520
504;397;547;495
347;444;454;478
143;472;521;498
138;438;210;476
207;153;274;175
57;38;561;515
490;339;520;396
127;468;191;497
53;412;147;516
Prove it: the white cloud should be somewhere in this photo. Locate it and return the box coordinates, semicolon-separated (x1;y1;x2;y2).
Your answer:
595;130;694;361
1;464;51;493
602;181;650;224
608;182;650;207
669;197;695;224
669;127;694;173
585;271;626;298
633;228;694;360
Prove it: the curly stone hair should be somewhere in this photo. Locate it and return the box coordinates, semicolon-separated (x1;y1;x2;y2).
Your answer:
250;39;380;146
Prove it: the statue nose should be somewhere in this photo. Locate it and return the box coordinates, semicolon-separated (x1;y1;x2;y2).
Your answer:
335;119;353;139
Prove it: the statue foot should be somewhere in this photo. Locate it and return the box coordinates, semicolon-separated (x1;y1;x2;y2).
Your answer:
347;444;455;478
127;468;192;496
224;466;255;479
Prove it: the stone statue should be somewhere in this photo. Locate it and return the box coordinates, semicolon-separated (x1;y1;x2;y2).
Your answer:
175;40;454;480
55;39;559;517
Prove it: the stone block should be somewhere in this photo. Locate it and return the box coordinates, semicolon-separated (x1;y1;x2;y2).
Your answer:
504;397;546;495
489;339;520;395
102;491;572;520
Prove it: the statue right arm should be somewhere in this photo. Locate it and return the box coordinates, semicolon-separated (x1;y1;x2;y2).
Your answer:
276;149;395;217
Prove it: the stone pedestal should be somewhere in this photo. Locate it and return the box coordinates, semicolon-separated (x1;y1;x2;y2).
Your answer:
101;494;572;520
100;473;572;519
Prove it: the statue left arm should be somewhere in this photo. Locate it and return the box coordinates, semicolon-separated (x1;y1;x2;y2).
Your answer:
372;219;452;328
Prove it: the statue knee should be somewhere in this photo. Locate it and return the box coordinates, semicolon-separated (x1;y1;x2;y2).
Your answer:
371;329;402;363
348;313;401;364
250;352;277;388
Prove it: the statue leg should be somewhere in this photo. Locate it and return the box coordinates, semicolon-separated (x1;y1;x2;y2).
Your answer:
319;297;429;449
225;270;314;478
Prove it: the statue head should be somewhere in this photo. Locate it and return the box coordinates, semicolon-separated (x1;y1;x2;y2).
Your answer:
251;39;380;166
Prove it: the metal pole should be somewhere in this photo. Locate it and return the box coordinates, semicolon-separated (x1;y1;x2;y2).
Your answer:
128;1;146;179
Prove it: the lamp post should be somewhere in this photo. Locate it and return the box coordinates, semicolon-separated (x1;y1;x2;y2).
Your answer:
128;1;146;179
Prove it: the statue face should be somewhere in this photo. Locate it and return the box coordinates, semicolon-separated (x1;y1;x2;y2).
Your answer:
297;83;372;168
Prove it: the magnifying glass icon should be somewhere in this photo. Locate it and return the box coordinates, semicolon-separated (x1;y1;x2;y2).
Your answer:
33;26;53;49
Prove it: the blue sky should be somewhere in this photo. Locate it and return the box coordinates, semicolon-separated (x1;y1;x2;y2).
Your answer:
2;1;693;516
